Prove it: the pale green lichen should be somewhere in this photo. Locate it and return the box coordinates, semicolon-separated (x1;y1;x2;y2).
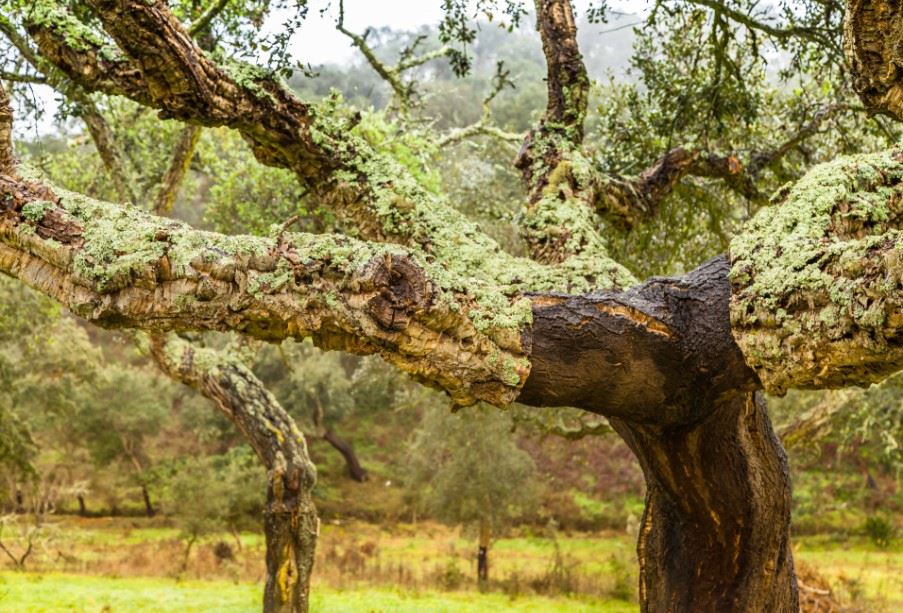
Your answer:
29;0;119;61
730;148;903;393
21;199;53;222
217;55;277;102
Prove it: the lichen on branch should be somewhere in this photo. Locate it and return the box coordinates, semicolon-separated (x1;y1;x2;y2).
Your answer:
0;168;537;406
730;148;903;393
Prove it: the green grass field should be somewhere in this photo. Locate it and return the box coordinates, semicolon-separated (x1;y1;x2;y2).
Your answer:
0;518;900;611
0;573;633;612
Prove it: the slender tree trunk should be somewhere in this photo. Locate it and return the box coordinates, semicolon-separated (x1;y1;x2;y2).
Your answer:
612;392;797;611
477;516;490;585
322;429;368;482
181;534;196;572
263;481;318;613
77;494;87;517
140;485;155;518
151;337;318;613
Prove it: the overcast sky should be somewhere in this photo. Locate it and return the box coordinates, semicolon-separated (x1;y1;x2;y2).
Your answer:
283;0;649;65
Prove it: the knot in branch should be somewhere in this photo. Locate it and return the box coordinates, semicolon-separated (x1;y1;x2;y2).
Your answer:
359;254;432;331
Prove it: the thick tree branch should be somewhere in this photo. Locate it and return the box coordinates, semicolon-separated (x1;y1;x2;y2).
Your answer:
0;168;533;406
24;0;638;295
509;0;629;272
521;255;760;423
0;12;137;203
535;0;588;141
730;148;903;393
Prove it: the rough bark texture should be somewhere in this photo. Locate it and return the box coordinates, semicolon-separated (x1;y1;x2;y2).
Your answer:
0;172;532;406
845;0;903;119
612;393;796;612
730;149;903;394
151;336;318;613
0;83;13;174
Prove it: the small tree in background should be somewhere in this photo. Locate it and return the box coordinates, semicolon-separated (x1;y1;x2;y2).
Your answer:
76;365;169;517
407;405;536;585
165;446;265;569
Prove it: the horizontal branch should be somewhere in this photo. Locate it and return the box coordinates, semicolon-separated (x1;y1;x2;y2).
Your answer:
730;148;903;393
0;168;534;406
23;0;638;295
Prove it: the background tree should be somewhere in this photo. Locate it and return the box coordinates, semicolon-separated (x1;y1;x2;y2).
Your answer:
407;405;536;584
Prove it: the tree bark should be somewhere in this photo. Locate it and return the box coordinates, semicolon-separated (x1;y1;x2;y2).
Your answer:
612;393;797;611
322;429;368;483
151;336;318;613
477;516;490;585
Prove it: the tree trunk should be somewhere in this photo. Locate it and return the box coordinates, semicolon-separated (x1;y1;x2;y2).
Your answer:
477;516;490;585
151;336;318;613
77;494;87;517
519;256;798;610
263;483;318;613
612;392;797;611
322;429;368;482
141;485;155;518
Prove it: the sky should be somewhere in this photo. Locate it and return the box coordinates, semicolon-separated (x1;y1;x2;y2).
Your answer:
281;0;650;65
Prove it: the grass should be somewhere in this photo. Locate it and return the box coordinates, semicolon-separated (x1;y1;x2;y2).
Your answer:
0;573;633;612
795;536;903;610
1;518;901;611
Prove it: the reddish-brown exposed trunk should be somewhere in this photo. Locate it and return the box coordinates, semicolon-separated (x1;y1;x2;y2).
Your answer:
520;255;796;610
612;393;796;611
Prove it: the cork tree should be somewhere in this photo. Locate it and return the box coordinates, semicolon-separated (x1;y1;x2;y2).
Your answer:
1;0;903;611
